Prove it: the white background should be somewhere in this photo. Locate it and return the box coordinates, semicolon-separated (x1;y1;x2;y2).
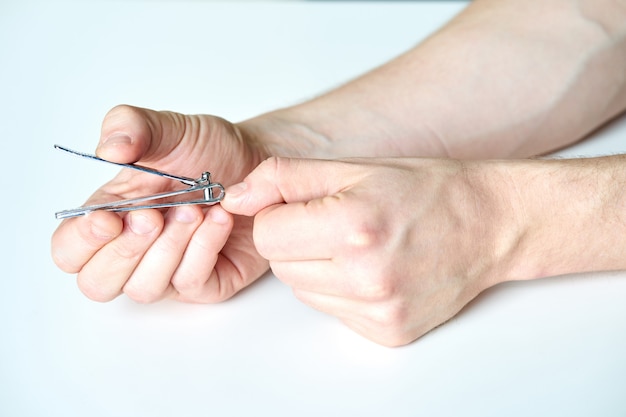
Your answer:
1;1;625;416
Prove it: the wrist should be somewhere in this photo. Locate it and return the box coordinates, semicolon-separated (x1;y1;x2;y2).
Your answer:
237;103;448;160
236;111;333;159
479;156;626;284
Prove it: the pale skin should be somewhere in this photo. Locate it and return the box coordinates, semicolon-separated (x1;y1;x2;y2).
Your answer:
51;0;626;346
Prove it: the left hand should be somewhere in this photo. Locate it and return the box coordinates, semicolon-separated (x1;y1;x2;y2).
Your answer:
51;105;271;304
222;157;516;346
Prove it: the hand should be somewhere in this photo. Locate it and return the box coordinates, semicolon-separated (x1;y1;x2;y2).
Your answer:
51;105;271;303
222;157;515;346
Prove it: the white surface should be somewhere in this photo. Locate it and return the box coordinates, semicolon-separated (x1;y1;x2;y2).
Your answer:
1;1;625;416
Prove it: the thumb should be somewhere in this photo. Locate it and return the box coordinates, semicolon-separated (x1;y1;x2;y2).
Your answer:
221;157;357;216
96;104;181;164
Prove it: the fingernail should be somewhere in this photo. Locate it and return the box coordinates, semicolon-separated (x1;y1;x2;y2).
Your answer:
226;182;247;197
174;206;198;224
208;206;230;225
100;133;132;148
128;212;157;235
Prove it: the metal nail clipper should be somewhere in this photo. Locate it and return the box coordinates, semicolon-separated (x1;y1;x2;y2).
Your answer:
54;144;225;220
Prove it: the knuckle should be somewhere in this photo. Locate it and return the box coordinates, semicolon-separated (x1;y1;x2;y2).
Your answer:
108;233;152;259
371;302;409;329
152;233;181;257
342;213;387;252
344;315;415;348
257;156;294;182
353;269;397;301
345;225;377;249
358;282;393;301
109;243;143;261
259;155;281;172
365;304;415;347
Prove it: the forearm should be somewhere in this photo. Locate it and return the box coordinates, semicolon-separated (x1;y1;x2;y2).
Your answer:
238;0;626;160
481;154;626;285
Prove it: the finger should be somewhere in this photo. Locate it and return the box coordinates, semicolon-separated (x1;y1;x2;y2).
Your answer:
255;183;387;260
287;271;394;325
51;211;123;273
169;205;235;302
121;205;204;303
271;259;352;297
338;318;408;347
293;290;415;347
76;209;163;302
252;198;348;261
292;288;365;322
271;257;394;301
221;156;364;216
223;157;373;260
96;105;154;163
96;104;187;164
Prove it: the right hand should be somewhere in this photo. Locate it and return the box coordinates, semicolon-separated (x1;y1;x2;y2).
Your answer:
222;156;515;346
51;105;271;304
